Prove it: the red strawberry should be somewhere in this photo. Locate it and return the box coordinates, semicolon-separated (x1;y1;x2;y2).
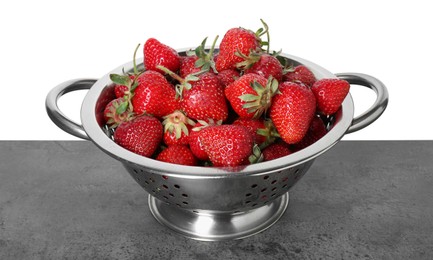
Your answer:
114;84;129;98
114;75;135;98
180;72;228;121
103;97;132;127
232;118;267;145
311;78;350;115
156;145;198;166
262;142;292;161
215;24;265;72
198;125;254;167
225;73;278;119
162;110;195;145
189;119;222;161
143;38;181;74
283;65;317;87
293;116;328;151
216;69;240;88
270;82;316;144
180;55;201;78
113;115;163;157
237;52;283;82
132;70;180;118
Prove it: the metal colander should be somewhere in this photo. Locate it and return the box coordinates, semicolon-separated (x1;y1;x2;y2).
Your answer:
46;50;388;241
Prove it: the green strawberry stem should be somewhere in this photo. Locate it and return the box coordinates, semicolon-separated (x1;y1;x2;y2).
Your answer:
156;65;200;98
162;110;195;139
235;50;261;70
257;119;280;149
248;144;264;164
193;35;219;74
133;43;141;75
208;35;219;59
260;19;270;53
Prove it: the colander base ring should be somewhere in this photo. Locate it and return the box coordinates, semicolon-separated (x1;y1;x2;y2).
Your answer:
148;193;289;241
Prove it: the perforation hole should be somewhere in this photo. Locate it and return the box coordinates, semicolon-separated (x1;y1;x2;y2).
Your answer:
251;184;258;188
263;175;269;180
174;184;180;189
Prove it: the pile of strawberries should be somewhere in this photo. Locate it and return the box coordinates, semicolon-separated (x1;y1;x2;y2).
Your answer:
103;20;350;167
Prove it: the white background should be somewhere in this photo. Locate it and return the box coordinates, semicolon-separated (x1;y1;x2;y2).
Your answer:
1;0;431;140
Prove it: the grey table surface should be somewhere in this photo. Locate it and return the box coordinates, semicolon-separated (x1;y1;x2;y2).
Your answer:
0;141;432;259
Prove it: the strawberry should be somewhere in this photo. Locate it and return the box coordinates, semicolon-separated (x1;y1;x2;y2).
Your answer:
262;142;292;161
215;20;268;72
156;145;198;166
132;70;180;118
270;81;316;144
113;115;163;157
189;119;222;161
232;118;267;145
216;69;240;88
180;36;218;78
114;84;129;98
143;38;181;74
311;78;350;115
179;55;201;78
114;75;136;98
283;65;317;87
103;97;132;127
162;110;195;145
180;72;228;121
198;125;254;167
293;116;328;151
237;52;283;82
224;73;279;119
157;66;228;122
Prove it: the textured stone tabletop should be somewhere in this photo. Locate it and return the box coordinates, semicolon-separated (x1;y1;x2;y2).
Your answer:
1;141;432;259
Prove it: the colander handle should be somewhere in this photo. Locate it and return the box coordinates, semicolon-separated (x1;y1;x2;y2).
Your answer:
335;73;389;134
45;79;97;140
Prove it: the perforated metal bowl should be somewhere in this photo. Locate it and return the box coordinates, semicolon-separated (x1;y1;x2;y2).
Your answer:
46;50;388;241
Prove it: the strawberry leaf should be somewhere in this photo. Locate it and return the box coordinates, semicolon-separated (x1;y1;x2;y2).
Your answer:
116;101;129;115
110;74;131;86
239;94;259;102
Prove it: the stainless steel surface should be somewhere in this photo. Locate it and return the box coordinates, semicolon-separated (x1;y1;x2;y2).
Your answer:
45;50;389;240
149;193;289;241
